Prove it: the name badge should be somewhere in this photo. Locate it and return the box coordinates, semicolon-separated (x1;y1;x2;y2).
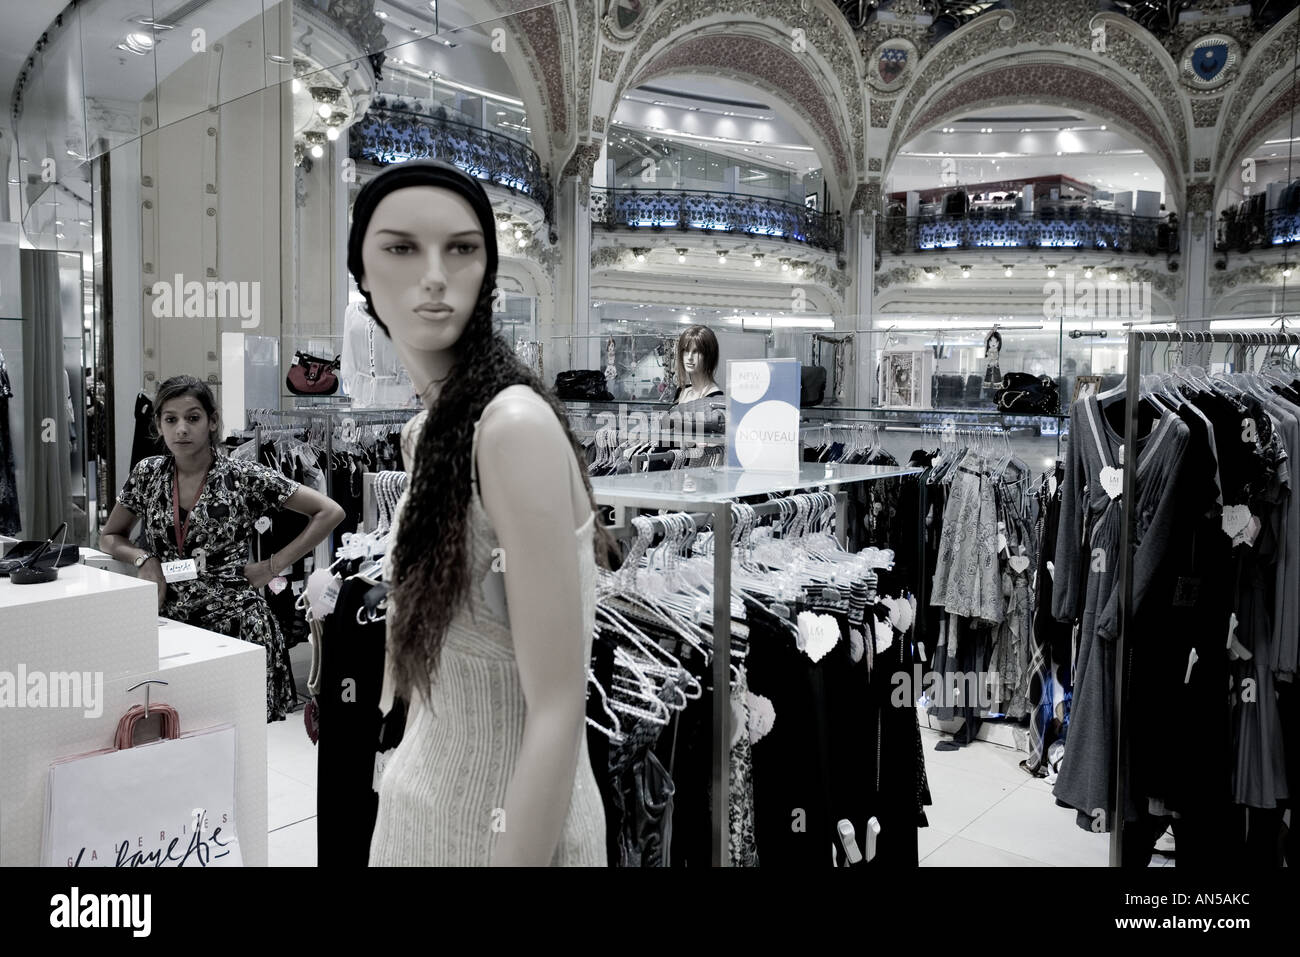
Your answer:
161;559;198;583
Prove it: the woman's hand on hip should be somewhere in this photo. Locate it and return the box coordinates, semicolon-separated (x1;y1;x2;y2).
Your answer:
242;559;277;590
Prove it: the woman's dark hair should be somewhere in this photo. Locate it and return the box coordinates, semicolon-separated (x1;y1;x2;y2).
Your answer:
985;329;1003;354
152;375;221;453
675;324;720;386
347;160;614;703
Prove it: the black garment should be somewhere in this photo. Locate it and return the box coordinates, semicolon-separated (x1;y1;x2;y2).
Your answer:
316;575;390;866
256;443;312;649
130;392;165;470
746;596;837;867
0;393;18;534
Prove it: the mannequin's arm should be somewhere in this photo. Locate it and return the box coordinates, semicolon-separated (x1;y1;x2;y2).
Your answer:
475;393;588;866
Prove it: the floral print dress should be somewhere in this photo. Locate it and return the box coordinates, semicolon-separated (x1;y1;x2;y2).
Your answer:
117;453;301;721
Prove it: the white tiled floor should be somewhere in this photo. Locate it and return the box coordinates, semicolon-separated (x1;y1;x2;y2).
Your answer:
918;724;1137;867
263;693;1159;867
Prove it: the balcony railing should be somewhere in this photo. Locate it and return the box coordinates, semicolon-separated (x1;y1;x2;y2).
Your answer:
590;187;844;252
882;208;1179;256
349;105;552;223
1216;207;1300;252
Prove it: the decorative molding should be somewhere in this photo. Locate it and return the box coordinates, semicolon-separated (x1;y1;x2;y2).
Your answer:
1194;157;1211;172
868;157;882;172
897;62;1181;189
886;7;1188;182
1219;76;1300;178
1219;17;1299;169
870;98;893;129
599;45;623;82
490;1;571;139
632;32;851;175
562;142;604;185
1209;263;1289;296
601;0;655;42
1129;266;1179;302
593;115;605;133
875;266;922;293
591;246;631;269
1178;33;1242;91
620;0;864;183
576;1;597;141
850;182;882;216
865;37;918;94
1192;97;1223;128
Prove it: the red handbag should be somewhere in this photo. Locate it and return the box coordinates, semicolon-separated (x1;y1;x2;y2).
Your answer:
286;352;340;395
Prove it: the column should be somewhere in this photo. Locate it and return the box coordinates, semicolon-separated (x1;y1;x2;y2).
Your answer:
850;209;876;407
551;176;595;373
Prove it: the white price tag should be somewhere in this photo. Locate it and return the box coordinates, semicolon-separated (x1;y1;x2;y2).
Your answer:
373;748;395;793
161;559;198;583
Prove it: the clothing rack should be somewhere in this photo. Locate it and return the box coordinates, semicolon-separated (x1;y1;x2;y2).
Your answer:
1114;328;1300;866
591;462;922;865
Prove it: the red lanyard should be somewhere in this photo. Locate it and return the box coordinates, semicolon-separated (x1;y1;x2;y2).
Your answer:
172;466;210;554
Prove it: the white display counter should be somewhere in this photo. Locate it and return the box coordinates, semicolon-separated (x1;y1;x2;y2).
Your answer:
0;564;268;867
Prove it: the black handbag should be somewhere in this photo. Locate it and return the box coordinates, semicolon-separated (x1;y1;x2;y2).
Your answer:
554;370;614;401
995;373;1059;415
286;352;341;395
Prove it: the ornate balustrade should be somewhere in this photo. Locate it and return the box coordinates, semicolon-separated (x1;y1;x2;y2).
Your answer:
590;187;844;252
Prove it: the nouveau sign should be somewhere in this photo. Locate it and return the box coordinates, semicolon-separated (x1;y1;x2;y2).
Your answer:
726;358;801;471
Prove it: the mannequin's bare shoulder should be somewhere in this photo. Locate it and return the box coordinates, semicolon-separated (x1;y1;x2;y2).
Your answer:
474;386;572;497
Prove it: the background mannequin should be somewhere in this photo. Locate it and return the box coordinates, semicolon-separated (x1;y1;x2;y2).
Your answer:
340;300;418;408
672;324;723;405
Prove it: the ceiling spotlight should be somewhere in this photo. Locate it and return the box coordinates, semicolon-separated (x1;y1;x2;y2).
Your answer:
922;267;936;279
318;103;333;118
1046;265;1057;277
752;254;764;268
635;249;647;263
119;32;156;55
1285;266;1294;278
1083;266;1094;278
961;265;971;278
310;144;324;159
718;252;728;264
326;127;340;141
292;78;302;94
1003;265;1014;277
780;258;791;271
514;228;523;240
1100;125;1107;131
1108;269;1118;281
518;237;529;247
377;10;389;18
676;248;687;263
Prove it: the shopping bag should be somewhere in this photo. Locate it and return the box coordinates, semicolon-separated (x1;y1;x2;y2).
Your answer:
42;724;242;867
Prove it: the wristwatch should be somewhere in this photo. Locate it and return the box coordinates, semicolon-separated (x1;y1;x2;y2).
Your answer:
134;553;155;569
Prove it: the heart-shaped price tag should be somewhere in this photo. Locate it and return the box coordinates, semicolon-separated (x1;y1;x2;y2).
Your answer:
254;516;272;534
1222;504;1251;539
268;575;288;595
1009;555;1031;574
1099;465;1123;500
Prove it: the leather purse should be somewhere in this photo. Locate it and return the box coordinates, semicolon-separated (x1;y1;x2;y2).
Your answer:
286;352;341;396
995;372;1059;415
554;369;615;401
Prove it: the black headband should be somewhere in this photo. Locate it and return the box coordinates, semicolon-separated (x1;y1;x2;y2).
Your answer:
346;159;499;319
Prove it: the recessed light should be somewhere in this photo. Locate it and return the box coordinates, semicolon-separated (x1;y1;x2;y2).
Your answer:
377;10;388;18
310;144;323;158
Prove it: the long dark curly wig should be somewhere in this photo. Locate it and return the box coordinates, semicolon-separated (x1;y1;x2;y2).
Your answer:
350;162;613;704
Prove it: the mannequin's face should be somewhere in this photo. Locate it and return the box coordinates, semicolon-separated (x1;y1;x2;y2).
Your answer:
158;396;217;456
358;186;488;355
682;348;703;380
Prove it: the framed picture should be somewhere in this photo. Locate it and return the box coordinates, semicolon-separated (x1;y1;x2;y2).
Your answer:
1072;375;1103;404
880;349;933;408
805;194;819;211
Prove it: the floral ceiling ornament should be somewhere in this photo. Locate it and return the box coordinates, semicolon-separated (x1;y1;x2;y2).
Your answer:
602;0;655;40
1179;33;1243;91
1192;97;1224;128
